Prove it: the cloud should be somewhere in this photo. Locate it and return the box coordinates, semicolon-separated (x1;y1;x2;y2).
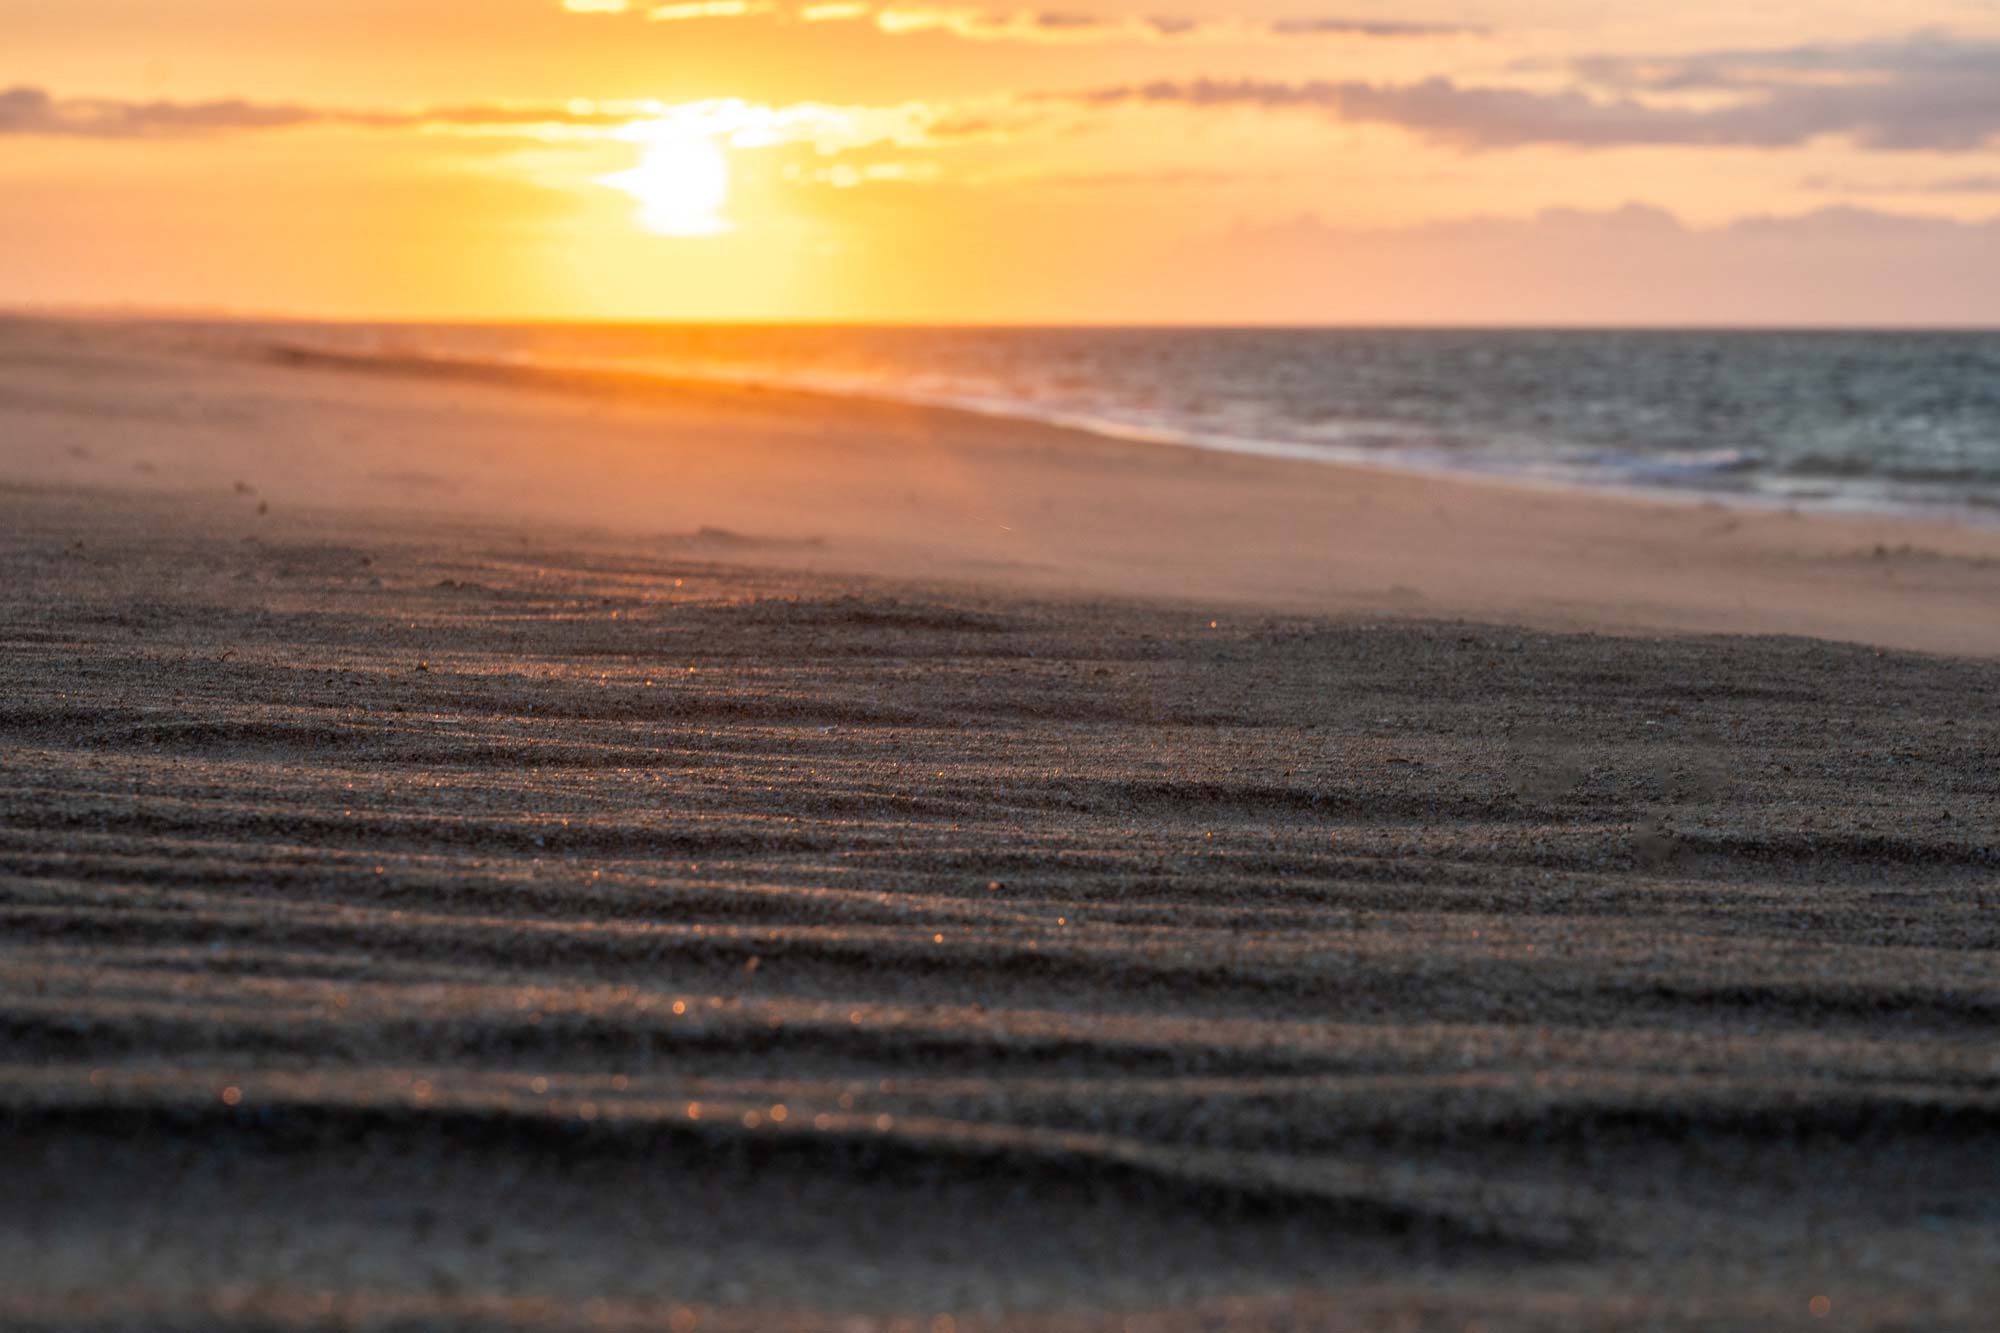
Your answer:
872;9;1097;40
866;8;1478;42
563;0;777;17
0;85;335;137
1265;17;1478;39
1564;30;2000;93
1553;30;2000;151
1802;171;2000;195
0;86;959;153
564;1;1480;42
1057;77;1747;148
0;85;689;138
645;1;773;19
784;158;942;187
1058;37;2000;153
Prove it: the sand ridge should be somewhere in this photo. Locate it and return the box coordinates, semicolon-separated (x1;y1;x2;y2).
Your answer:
1;481;1996;1329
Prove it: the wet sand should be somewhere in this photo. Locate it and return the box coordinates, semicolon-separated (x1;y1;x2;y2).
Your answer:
1;320;1997;1329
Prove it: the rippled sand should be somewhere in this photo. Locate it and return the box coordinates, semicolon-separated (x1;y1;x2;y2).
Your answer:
2;481;1996;1330
3;320;1999;1329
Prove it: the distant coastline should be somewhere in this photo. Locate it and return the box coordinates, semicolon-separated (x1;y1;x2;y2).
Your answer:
136;316;2000;524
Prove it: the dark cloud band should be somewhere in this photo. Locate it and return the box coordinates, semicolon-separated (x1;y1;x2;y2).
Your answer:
0;87;638;139
1060;33;2000;152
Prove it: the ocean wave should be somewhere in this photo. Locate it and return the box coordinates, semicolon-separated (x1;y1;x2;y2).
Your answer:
203;321;2000;521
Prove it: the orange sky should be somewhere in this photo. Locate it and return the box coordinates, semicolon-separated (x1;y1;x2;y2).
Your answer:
3;1;1999;322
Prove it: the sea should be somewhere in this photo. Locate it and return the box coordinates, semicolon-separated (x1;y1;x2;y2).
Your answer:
226;323;2000;518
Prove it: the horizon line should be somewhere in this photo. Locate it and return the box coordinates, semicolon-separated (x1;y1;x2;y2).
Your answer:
7;305;2000;334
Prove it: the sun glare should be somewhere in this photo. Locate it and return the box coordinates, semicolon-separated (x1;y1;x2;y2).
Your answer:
601;135;731;237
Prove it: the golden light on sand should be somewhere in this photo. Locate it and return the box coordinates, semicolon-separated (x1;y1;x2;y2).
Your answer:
600;133;731;237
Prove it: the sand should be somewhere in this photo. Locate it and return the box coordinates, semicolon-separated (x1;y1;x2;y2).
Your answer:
1;318;1997;1330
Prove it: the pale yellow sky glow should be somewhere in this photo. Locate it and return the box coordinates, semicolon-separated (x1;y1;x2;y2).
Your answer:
3;1;1999;321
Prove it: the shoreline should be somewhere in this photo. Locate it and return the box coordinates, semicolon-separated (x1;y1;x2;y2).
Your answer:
163;317;2000;529
6;316;2000;657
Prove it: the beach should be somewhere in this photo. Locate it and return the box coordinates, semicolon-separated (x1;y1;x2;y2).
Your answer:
2;318;1998;1329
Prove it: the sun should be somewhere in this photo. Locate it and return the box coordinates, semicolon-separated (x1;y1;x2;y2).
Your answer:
600;135;731;237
